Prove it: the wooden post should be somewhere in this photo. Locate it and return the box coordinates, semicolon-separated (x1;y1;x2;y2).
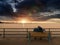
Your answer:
48;28;51;45
3;28;5;38
28;32;31;45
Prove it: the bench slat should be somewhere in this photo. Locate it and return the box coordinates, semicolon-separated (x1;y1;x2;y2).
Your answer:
29;32;48;37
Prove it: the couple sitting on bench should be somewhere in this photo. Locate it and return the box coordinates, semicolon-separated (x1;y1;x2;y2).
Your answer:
34;26;45;32
33;26;45;40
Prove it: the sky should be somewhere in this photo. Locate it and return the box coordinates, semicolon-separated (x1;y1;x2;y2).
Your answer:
0;0;60;21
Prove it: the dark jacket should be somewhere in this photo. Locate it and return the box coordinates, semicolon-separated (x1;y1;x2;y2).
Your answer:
34;27;44;32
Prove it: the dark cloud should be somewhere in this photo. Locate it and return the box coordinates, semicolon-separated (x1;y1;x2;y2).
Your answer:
47;0;60;9
49;14;60;18
16;0;47;12
0;1;13;16
0;0;60;21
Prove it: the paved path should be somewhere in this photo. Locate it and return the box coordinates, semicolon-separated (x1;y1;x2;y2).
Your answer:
0;37;60;45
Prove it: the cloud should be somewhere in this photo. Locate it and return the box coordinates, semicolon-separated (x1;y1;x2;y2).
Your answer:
47;0;60;9
0;0;60;21
0;16;13;21
0;1;13;16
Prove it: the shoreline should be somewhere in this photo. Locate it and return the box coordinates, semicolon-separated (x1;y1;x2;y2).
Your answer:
0;23;60;28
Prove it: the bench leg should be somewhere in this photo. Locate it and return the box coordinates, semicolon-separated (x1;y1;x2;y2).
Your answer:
28;32;31;45
48;32;51;45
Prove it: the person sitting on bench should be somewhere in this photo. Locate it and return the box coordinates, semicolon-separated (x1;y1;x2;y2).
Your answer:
33;26;45;40
34;26;45;32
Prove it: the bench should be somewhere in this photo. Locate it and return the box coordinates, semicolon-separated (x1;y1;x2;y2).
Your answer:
27;31;51;41
29;32;48;38
27;31;52;45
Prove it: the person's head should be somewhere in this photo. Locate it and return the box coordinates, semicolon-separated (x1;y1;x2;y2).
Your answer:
37;26;41;28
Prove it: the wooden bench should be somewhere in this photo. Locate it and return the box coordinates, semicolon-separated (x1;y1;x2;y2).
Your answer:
27;31;51;45
29;32;48;38
28;31;51;40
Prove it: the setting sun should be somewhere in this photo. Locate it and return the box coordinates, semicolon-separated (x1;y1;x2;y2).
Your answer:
20;19;29;23
17;17;32;23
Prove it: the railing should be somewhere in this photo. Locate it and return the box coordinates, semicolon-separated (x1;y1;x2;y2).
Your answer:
0;28;60;38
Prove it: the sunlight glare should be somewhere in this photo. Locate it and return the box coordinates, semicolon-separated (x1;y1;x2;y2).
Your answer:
21;19;27;23
17;18;32;23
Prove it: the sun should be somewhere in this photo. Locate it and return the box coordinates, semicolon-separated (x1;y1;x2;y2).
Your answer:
17;18;32;23
21;19;28;23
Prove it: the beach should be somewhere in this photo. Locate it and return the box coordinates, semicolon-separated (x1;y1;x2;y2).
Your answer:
0;23;60;28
